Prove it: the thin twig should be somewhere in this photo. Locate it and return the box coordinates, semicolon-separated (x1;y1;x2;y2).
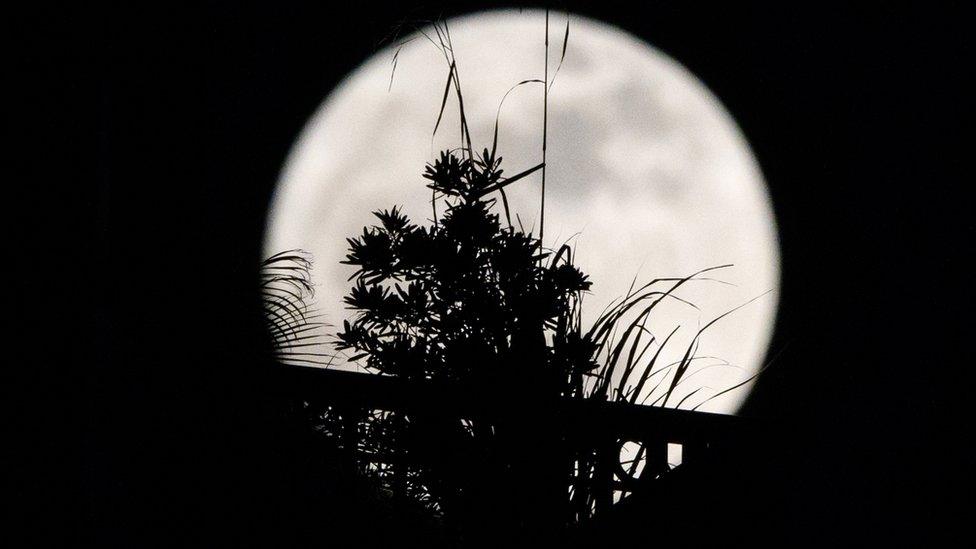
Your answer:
540;9;549;245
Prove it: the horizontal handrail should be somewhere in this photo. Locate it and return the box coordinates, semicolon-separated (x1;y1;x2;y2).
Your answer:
274;364;753;445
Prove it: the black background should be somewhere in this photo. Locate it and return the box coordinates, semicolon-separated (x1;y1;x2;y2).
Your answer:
22;1;969;545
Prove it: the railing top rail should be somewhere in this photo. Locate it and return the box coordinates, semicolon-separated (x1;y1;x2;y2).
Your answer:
275;364;753;444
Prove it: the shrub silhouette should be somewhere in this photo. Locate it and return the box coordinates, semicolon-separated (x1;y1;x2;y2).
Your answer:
332;149;594;538
337;148;594;393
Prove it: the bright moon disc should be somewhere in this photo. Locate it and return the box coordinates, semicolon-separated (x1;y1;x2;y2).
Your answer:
265;10;780;414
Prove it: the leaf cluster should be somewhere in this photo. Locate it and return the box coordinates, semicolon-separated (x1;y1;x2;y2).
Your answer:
337;150;594;391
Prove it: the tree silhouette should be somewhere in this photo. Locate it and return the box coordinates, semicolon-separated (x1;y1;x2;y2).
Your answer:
319;143;752;542
337;147;594;392
330;148;594;540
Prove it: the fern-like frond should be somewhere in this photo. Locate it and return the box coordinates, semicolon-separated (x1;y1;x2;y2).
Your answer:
261;249;336;366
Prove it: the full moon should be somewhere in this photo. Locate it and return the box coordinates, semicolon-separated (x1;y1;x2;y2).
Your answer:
265;10;780;414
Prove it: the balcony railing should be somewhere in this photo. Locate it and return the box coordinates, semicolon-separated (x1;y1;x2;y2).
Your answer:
274;363;755;522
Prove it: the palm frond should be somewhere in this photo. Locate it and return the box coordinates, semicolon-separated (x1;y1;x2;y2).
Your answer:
261;249;335;366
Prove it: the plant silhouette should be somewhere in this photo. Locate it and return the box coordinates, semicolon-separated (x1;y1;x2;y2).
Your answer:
320;146;751;540
265;15;765;543
331;148;594;539
337;147;593;392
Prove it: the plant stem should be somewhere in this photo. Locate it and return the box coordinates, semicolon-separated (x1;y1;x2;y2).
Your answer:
541;9;549;246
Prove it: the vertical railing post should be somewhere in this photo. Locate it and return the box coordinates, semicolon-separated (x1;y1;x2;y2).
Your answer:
646;440;668;479
593;435;616;514
681;439;707;467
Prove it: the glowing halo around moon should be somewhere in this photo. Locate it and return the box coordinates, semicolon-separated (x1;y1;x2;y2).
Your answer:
264;9;780;415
